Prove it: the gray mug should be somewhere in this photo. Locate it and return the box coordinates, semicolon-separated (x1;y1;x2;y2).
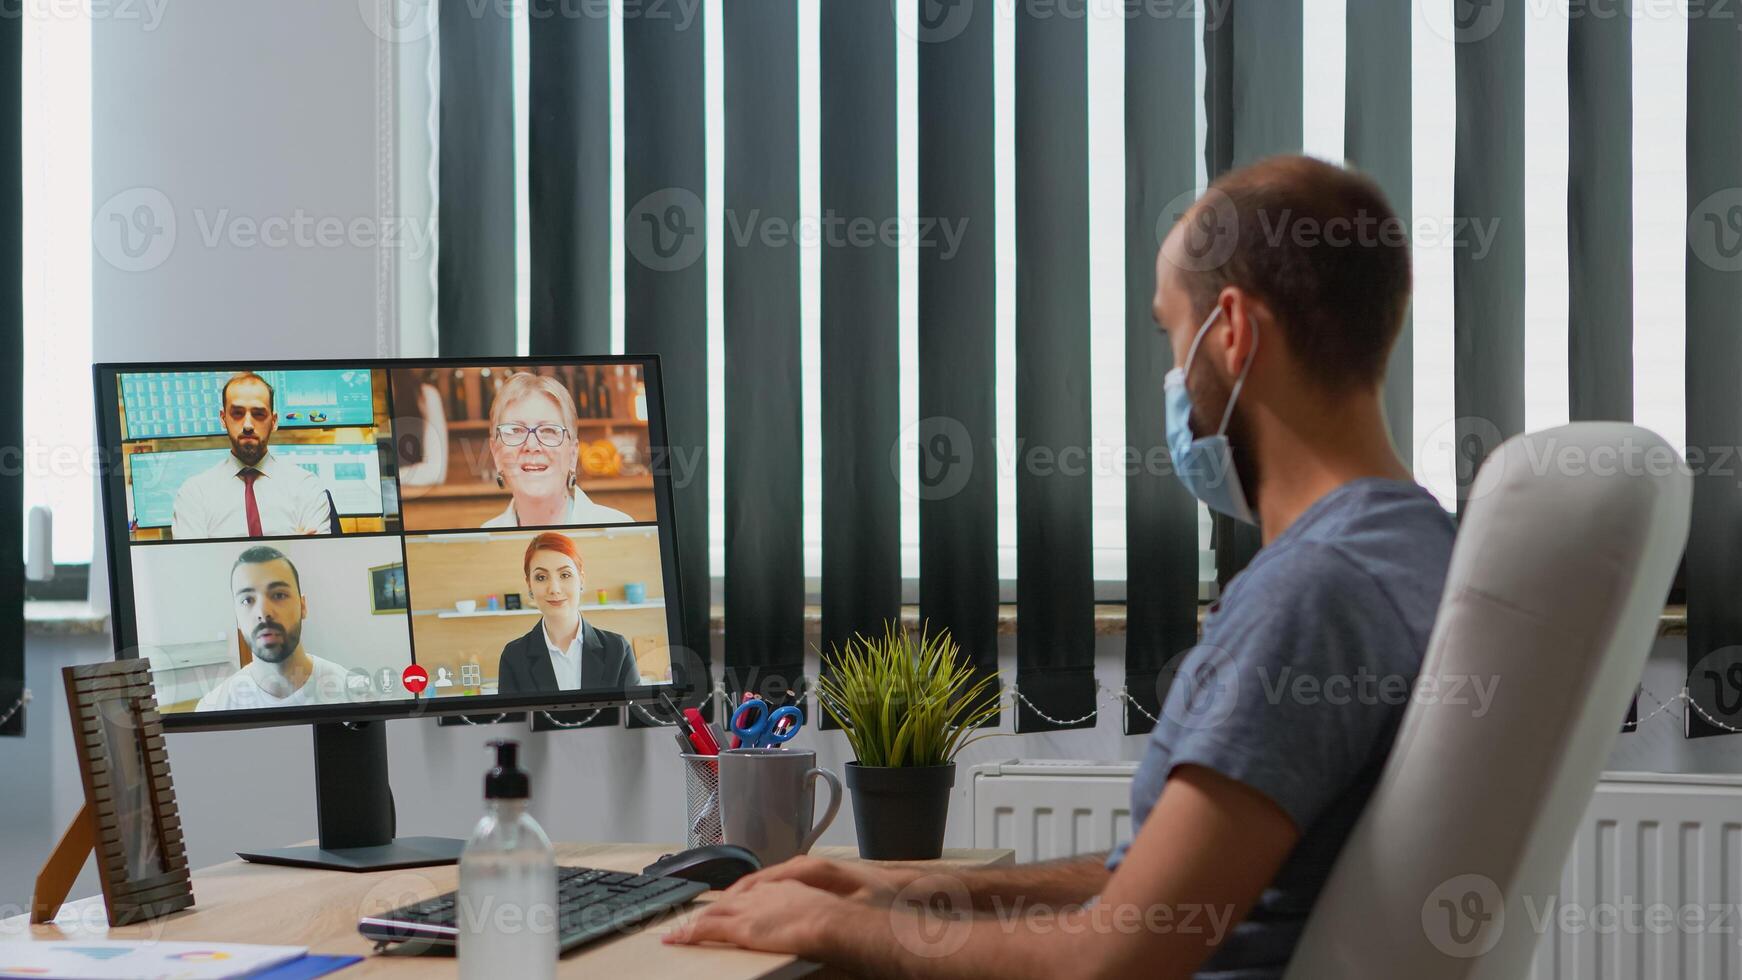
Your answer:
718;748;843;865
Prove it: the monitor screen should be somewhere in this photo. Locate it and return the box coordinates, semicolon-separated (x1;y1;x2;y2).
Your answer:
95;358;685;729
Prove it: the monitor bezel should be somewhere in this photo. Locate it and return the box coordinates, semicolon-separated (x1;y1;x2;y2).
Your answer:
94;355;694;733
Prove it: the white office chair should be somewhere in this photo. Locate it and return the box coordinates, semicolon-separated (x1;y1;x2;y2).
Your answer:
1284;424;1692;980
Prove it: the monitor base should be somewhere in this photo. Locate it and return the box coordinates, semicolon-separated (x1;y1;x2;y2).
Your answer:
237;836;465;872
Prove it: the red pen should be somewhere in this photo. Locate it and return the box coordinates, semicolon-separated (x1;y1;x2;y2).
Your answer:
682;708;720;756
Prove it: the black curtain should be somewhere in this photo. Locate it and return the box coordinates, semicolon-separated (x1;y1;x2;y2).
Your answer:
1121;1;1200;735
624;4;711;713
1346;0;1413;458
1567;11;1632;423
818;0;901;727
1;0;22;737
918;0;1001;722
435;0;531;728
1683;15;1742;738
1012;0;1094;732
1204;0;1299;587
528;0;612;357
437;0;516;358
1452;1;1525;511
723;0;804;706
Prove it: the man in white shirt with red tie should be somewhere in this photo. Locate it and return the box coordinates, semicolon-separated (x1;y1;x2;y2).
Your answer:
171;372;333;539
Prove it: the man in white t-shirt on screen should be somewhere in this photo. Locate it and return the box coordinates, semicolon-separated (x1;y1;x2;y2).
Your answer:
196;545;352;712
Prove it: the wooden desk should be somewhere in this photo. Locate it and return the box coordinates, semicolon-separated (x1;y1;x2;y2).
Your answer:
2;843;1014;978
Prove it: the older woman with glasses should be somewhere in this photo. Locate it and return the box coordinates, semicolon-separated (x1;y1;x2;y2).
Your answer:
482;372;633;528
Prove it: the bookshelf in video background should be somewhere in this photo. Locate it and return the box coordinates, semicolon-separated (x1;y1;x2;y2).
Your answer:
404;365;655;528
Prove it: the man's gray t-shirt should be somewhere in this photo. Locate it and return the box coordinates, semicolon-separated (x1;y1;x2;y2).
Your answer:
1108;478;1455;979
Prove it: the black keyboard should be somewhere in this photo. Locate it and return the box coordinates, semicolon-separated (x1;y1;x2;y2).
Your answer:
358;865;709;954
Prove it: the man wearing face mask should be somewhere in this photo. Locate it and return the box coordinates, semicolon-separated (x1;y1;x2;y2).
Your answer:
170;372;335;539
666;156;1456;980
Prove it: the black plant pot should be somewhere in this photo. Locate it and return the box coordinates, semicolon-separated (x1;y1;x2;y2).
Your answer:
843;761;955;861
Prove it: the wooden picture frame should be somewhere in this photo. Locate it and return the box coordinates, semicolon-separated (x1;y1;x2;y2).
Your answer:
32;659;193;925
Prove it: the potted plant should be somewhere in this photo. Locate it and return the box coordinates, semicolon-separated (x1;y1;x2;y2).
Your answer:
814;624;1002;860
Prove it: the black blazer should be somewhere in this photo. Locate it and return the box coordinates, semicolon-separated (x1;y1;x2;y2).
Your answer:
496;619;641;694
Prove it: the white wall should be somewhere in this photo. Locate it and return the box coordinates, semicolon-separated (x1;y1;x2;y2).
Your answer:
91;0;425;363
0;0;432;908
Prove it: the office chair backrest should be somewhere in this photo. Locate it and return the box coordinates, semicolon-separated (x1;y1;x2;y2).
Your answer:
1284;423;1691;980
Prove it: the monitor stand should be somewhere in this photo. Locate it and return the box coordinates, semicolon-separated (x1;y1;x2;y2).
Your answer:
237;721;465;872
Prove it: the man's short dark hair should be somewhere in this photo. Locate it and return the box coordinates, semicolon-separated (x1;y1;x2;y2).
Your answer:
1181;155;1412;391
222;372;275;412
232;545;300;594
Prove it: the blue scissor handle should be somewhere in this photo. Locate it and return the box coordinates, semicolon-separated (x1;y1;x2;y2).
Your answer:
731;701;804;747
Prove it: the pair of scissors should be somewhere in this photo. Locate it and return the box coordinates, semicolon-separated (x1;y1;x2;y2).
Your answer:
730;698;804;748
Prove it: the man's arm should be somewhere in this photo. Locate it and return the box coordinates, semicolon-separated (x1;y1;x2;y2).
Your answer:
941;856;1111;911
733;853;1110;910
301;485;335;534
170;480;206;540
670;765;1300;980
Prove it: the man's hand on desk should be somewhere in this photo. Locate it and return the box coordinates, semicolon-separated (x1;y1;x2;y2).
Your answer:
722;854;916;901
664;878;851;959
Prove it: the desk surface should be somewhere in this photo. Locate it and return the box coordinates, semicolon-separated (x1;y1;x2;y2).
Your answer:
2;843;1014;978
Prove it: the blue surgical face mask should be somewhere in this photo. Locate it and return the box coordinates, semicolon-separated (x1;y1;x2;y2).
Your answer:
1164;305;1260;525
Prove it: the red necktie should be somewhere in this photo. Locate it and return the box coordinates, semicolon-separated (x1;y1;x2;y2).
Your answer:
239;468;263;537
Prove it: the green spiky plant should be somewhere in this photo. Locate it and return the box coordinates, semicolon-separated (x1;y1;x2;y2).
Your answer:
814;623;1003;768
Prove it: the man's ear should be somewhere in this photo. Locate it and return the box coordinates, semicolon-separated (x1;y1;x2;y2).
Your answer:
1218;286;1261;377
300;595;308;620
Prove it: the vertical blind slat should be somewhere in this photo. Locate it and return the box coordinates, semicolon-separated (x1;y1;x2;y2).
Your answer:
723;0;804;700
1566;12;1632;423
0;5;21;736
1013;0;1095;733
528;0;612;356
1229;0;1302;168
1345;0;1413;457
1453;3;1525;510
918;0;1001;720
1683;16;1742;737
437;0;517;357
433;0;527;727
624;8;711;704
818;0;900;725
1122;0;1200;735
1207;0;1300;586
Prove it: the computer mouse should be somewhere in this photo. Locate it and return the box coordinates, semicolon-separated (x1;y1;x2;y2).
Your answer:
642;843;763;890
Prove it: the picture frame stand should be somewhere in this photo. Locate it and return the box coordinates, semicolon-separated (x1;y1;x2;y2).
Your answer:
30;801;95;923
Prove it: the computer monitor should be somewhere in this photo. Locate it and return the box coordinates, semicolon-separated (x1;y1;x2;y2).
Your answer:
94;356;696;870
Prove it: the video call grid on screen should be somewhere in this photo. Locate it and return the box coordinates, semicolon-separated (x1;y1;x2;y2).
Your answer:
95;357;686;730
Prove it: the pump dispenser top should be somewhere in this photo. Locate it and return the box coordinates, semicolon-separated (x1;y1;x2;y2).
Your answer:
485;740;529;800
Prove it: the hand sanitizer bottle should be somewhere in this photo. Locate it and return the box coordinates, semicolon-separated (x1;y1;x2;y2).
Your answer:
458;740;557;980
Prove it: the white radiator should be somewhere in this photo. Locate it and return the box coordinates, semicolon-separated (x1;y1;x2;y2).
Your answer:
970;763;1742;980
970;760;1139;863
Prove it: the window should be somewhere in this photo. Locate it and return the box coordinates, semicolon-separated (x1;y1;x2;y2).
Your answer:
501;1;1693;598
21;6;95;575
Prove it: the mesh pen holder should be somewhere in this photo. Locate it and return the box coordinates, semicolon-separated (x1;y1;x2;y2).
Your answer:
681;753;724;849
